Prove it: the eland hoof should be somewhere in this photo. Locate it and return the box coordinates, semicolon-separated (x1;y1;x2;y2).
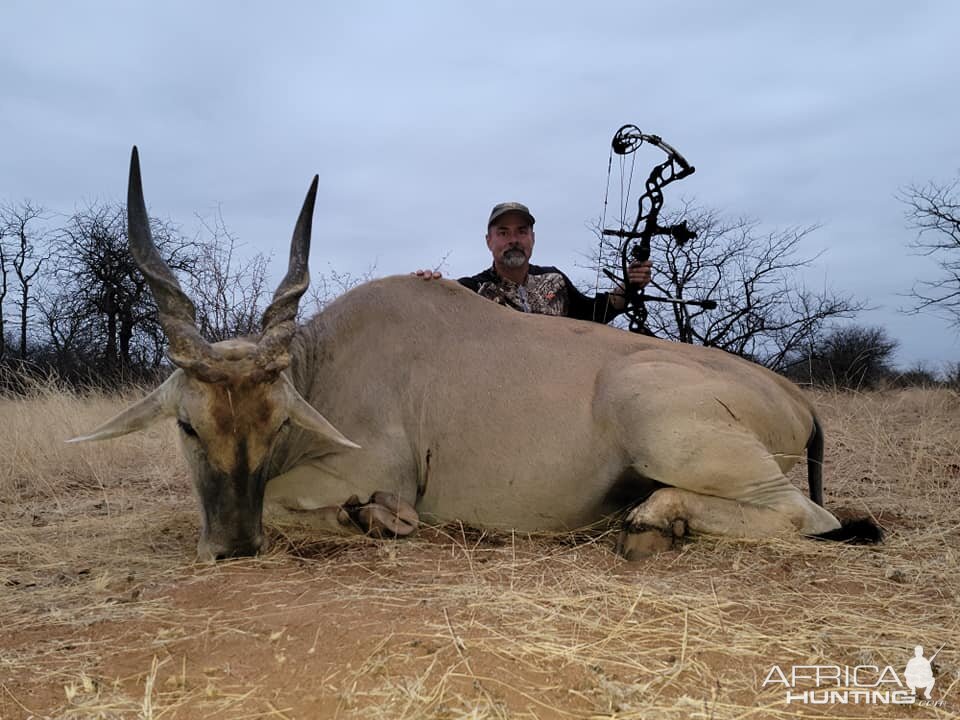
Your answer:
339;492;419;538
616;518;687;560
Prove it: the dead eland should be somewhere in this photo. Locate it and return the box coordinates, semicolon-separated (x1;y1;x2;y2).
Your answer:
70;149;881;561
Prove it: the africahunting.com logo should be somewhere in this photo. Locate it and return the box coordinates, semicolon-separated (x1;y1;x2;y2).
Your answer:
762;645;945;707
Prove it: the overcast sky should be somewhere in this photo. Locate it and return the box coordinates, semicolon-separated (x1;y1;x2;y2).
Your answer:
3;1;958;368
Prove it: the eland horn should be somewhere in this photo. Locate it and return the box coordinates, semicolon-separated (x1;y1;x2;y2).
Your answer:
127;146;220;376
255;175;319;374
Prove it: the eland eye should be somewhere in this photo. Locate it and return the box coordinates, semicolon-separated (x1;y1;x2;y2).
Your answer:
177;420;198;438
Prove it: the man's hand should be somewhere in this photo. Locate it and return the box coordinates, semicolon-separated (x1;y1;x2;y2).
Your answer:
627;259;652;287
412;269;443;281
609;260;653;310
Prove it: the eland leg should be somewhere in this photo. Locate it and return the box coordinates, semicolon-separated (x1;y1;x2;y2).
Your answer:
614;417;844;557
616;476;844;559
264;462;419;537
617;486;798;559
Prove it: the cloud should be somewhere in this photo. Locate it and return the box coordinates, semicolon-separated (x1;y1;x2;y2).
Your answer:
2;0;958;366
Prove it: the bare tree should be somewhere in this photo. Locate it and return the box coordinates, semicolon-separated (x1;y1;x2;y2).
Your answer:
784;324;898;390
0;220;9;362
172;209;373;342
1;201;51;360
47;202;197;379
302;262;378;318
590;204;862;369
891;361;940;389
36;284;91;376
185;208;271;341
898;175;960;328
944;361;960;390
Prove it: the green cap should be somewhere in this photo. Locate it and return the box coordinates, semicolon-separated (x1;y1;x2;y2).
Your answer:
487;201;535;228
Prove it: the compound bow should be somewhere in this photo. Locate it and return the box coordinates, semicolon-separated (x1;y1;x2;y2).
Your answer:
601;124;715;334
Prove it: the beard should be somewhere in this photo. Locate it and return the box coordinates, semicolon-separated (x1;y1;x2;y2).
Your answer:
501;247;527;268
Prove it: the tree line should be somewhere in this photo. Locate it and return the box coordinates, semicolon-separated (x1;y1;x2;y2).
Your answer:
0;201;303;390
2;176;958;392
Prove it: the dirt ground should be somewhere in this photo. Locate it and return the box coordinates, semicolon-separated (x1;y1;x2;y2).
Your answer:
1;387;958;719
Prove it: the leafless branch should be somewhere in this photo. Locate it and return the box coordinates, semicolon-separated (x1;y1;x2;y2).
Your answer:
587;203;862;369
898;176;960;328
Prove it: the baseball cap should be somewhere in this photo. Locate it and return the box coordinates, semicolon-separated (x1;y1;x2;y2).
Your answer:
487;201;535;228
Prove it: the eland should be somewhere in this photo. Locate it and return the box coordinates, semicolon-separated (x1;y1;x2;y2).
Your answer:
70;149;881;560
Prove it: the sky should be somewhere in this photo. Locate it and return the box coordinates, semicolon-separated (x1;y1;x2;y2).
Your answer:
2;1;958;369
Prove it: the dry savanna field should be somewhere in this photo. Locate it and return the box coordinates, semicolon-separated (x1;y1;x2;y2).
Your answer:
1;383;958;719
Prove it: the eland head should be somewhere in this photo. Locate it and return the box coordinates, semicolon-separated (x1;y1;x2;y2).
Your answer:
70;148;359;561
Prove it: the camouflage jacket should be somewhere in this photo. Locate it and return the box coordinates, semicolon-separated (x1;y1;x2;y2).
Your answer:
458;264;623;324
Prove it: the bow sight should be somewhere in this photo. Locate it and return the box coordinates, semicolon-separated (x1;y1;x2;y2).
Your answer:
602;124;716;334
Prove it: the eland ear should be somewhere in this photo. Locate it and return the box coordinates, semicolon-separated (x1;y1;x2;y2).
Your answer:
67;371;183;444
282;376;360;451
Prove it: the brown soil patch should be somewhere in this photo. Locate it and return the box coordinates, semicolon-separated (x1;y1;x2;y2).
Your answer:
2;387;959;718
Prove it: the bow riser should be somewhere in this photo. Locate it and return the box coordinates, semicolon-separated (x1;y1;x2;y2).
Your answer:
602;124;710;334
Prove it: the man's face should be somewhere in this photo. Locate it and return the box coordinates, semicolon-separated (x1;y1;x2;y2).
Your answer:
486;211;535;269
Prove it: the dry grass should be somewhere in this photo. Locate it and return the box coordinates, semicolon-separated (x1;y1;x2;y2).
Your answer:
1;383;958;719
